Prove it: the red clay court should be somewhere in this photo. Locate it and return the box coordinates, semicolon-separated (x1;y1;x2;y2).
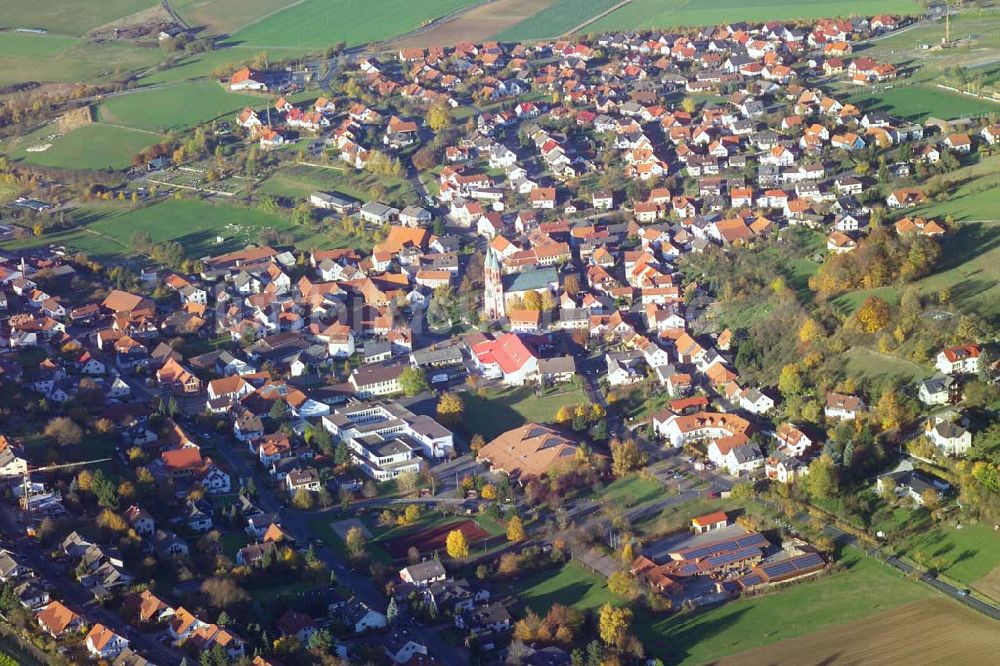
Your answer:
384;520;490;557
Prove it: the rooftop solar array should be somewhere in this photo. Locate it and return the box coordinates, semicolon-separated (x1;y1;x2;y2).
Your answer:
673;531;768;561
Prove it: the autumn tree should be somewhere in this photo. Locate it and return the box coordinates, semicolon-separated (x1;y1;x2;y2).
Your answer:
402;503;421;525
436;391;464;426
201;577;250;608
778;363;803;397
345;526;367;558
445;529;469;558
427;102;452;132
607;571;638;599
564;273;581;296
555;405;573;424
610;437;646;476
523;291;543;311
853;296;891;334
805;454;838;500
292;488;314;510
44;417;83;446
470;434;485;455
506;515;525;542
598;603;632;649
798;318;824;346
874;388;907;431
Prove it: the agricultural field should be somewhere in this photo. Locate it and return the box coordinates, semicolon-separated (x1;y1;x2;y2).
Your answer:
909;156;1000;222
589;0;923;33
96;81;263;132
172;0;303;37
494;0;621;41
511;562;623;614
392;0;551;49
0;0;157;35
0;38;165;86
231;0;480;50
634;550;929;664
0;32;79;57
5;123;157;170
461;384;589;440
716;598;997;666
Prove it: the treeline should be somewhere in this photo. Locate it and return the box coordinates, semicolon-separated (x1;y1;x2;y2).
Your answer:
809;228;940;298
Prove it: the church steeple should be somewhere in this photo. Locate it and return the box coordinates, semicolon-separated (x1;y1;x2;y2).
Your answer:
484;246;505;320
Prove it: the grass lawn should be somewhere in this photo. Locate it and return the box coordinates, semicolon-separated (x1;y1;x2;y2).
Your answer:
511;562;623;614
635;550;929;664
231;0;479;49
590;0;921;33
258;163;415;209
248;580;313;603
910;221;1000;322
830;285;899;314
97;81;263;132
6;123;158;170
902;524;1000;585
461;384;588;440
0;0;158;35
221;531;248;559
842;347;928;386
495;0;622;40
632;496;732;536
592;475;664;507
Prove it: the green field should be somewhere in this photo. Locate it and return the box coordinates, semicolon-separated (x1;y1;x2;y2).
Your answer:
848;84;999;123
231;0;478;49
513;562;623;614
258;163;416;208
461;385;589;440
173;0;303;36
495;0;622;41
635;551;929;664
843;347;928;385
7;123;157;170
909;156;1000;222
0;32;78;56
589;0;922;32
911;221;1000;321
902;524;1000;585
592;475;665;507
85;198;299;257
97;81;262;132
0;0;157;35
0;38;166;86
0;199;301;260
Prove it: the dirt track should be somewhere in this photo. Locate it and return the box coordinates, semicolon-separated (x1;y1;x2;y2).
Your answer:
715;598;999;666
388;0;552;48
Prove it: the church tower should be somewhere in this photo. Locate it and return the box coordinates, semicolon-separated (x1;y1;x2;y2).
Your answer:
484;246;506;320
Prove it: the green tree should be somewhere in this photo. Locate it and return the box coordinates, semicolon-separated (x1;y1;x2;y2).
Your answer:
399;366;429;396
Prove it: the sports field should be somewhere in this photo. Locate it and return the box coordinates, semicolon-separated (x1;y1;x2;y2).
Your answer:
83;199;298;258
258;163;416;208
97;81;262;132
495;0;621;40
634;551;928;664
7;123;157;170
0;0;156;35
231;0;479;49
589;0;923;32
848;84;1000;123
716;598;997;666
